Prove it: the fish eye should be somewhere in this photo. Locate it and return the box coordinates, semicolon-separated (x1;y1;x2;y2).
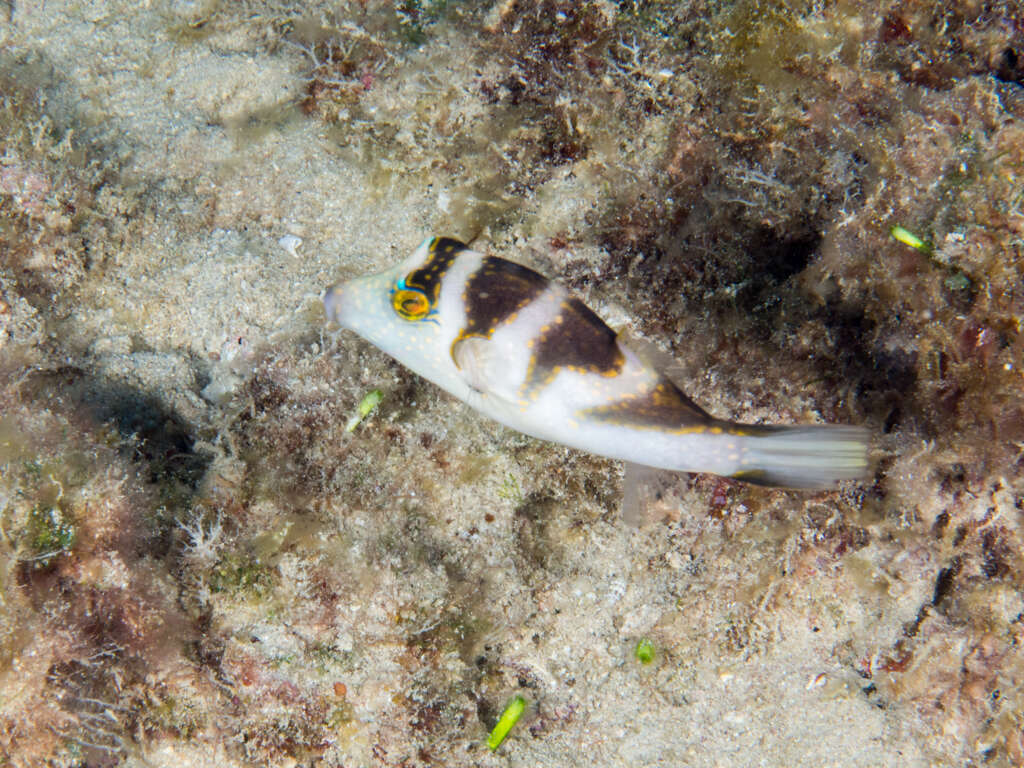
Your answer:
391;283;431;321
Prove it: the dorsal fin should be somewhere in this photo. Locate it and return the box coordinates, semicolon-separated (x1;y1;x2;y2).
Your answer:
615;331;713;421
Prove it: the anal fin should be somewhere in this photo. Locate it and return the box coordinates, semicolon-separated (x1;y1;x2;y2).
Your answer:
622;462;685;526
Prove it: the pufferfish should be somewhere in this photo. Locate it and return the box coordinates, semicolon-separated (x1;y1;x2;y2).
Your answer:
323;236;868;488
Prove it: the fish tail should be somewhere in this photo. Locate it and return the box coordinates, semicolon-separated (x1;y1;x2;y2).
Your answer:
726;423;869;489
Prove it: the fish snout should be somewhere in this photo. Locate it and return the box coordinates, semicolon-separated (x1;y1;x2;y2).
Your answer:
322;281;349;325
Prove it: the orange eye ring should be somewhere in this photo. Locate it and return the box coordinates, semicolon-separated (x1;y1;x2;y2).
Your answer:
391;284;431;321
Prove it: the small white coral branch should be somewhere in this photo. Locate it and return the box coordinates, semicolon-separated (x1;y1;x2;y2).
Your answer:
179;510;225;568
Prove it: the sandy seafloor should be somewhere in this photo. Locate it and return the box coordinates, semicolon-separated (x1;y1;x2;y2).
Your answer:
1;1;1023;766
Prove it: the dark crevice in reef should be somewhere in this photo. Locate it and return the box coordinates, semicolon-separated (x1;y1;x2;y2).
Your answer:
594;162;930;433
748;224;821;285
931;556;963;610
817;303;919;419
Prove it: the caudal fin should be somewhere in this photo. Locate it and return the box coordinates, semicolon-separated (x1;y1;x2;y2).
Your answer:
730;424;869;489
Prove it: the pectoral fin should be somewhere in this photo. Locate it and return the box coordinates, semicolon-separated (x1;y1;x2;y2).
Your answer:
452;336;511;399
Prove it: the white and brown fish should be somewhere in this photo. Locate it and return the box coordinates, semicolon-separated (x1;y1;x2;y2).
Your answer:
324;236;867;488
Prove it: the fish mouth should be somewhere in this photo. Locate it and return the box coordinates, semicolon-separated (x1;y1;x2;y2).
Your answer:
322;282;347;324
